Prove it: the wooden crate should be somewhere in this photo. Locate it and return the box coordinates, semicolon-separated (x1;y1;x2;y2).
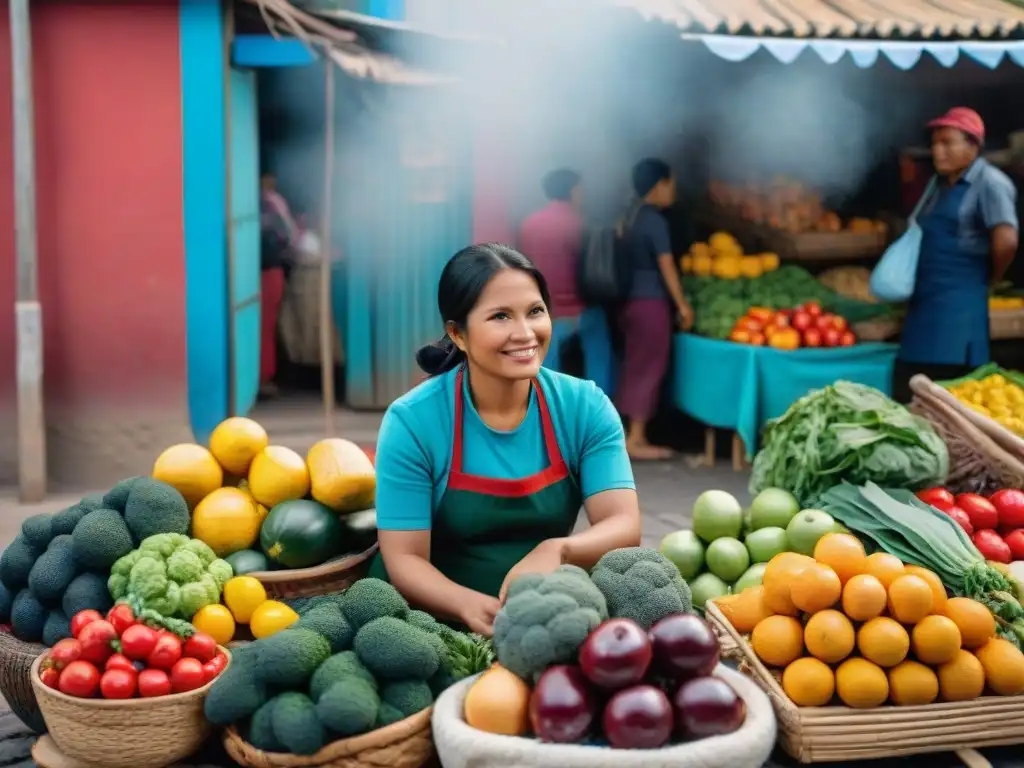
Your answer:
705;602;1024;764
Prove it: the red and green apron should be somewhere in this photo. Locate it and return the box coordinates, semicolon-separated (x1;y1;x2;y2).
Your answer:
368;366;582;600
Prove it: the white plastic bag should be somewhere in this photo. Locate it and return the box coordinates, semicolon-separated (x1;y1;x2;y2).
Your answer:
869;178;936;302
431;665;777;768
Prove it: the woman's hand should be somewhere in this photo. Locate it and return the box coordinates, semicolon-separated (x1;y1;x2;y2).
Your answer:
676;301;694;331
498;539;568;604
459;592;501;637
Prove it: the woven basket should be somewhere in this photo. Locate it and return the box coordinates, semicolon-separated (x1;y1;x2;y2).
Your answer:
909;374;1024;495
30;647;230;768
249;544;378;601
222;706;434;768
923;374;1024;463
0;631;46;733
990;307;1024;340
706;602;1024;763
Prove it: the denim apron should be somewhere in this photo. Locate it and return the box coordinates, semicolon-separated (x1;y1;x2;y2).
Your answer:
900;182;990;367
367;366;583;609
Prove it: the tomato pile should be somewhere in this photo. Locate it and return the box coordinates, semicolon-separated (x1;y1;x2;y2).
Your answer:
37;605;228;700
729;301;856;351
916;488;1024;563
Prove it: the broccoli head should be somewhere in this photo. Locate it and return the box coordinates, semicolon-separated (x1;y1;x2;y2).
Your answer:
590;547;693;629
338;578;408;629
123;477;190;544
492;565;608;683
353;616;440;681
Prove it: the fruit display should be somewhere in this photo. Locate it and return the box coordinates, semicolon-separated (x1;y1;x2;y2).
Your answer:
728;301;856;350
203;578;493;755
723;531;1024;707
36;605;228;699
946;372;1024;436
679;231;780;280
708;178;888;237
465;611;747;749
914;487;1024;563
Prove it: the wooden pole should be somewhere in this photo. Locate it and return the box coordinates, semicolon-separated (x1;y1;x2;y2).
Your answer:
9;0;47;501
319;60;336;436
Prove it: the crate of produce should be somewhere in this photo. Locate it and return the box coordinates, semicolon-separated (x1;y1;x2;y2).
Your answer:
909;374;1024;495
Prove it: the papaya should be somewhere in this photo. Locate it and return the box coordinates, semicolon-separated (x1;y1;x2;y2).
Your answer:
306;438;376;514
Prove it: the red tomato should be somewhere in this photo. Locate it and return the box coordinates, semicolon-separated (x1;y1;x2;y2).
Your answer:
747;307;773;322
120;624;159;662
771;313;792;329
202;653;229;684
946;507;974;536
70;610;103;639
814;314;834;332
105;653;136;673
957;493;1000;531
748;331;766;347
100;668;137;700
917;487;955;508
137;668;172;698
839;330;856;347
831;315;849;332
1004;529;1024;561
183;633;217;663
737;316;764;333
802;328;822;348
106;604;136;636
821;328;840;347
76;620;117;666
973;530;1012;564
147;633;183;671
990;489;1024;530
58;661;100;698
170;658;206;693
791;311;813;332
47;638;82;671
802;301;822;317
39;667;60;689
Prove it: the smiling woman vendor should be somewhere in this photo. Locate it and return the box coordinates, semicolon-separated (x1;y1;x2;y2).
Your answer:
367;243;641;636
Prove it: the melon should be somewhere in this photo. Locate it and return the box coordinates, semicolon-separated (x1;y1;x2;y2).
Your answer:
192;487;263;557
306;438;376;513
152;443;223;508
248;446;310;508
260;499;347;569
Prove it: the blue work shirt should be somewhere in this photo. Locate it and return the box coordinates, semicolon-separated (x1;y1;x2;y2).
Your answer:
624;205;671;300
900;158;1018;367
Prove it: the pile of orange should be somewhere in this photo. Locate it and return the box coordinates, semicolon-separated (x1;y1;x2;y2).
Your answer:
741;533;1024;708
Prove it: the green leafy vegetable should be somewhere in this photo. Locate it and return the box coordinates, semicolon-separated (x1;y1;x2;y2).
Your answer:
750;381;949;507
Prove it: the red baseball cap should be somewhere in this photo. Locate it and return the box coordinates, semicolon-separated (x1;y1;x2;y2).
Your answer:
928;107;985;143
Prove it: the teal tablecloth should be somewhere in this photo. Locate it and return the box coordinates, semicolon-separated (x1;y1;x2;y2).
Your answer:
672;334;899;457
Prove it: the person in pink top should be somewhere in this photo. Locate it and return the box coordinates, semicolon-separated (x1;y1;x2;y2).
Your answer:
518;169;614;396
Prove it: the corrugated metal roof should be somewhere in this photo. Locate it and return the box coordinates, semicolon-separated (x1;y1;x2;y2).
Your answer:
613;0;1024;39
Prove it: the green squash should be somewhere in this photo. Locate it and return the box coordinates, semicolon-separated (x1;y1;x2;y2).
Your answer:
260;500;346;569
225;549;270;575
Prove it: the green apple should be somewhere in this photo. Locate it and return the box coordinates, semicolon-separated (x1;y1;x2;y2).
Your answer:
745;526;790;563
749;488;800;531
659;530;705;580
733;562;768;593
786;509;837;555
705;537;750;582
690;572;730;609
692;490;743;542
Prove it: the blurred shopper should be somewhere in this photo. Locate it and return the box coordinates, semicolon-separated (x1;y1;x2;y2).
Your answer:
519;169;614;395
618;159;693;461
895;108;1018;400
259;171;297;399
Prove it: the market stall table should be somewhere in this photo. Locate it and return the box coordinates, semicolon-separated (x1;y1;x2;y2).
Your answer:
672;334;899;461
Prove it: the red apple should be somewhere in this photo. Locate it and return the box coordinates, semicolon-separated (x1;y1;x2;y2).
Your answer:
579;619;652;690
602;685;674;749
649;614;720;681
529;665;597;744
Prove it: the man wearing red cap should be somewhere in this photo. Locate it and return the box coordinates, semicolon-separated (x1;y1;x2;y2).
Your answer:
897;107;1018;377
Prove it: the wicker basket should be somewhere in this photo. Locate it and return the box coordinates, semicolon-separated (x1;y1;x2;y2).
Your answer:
909;374;1024;495
30;647;230;768
706;602;1024;762
0;630;46;733
222;706;434;768
920;374;1024;463
249;544;378;601
990;307;1024;340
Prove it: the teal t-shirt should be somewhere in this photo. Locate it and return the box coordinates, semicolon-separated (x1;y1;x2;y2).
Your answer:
375;367;635;531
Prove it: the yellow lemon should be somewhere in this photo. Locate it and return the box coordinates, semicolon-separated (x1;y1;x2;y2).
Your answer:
191;604;236;645
209;417;269;476
222;576;268;624
250;600;300;639
248;446;310;508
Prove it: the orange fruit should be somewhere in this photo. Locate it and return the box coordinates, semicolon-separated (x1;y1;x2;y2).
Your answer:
790;563;842;614
762;552;815;616
975;638;1024;696
911;615;962;665
209;416;269;476
152;443;224;508
937;650;986;701
887;660;939;706
941;597;996;649
751;615;805;667
813;533;867;584
782;657;835;707
804;609;855;664
864;552;905;588
887;574;934;624
857;617;910;668
841;574;887;621
903;566;947;614
835;658;889;708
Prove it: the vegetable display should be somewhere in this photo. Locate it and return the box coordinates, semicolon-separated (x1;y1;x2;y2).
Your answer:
729;302;857;350
946;370;1024;436
750;382;949;508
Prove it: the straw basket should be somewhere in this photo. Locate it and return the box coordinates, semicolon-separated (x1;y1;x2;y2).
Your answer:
0;631;46;733
249;543;378;601
30;647;230;768
706;602;1024;763
222;706;434;768
909;374;1024;495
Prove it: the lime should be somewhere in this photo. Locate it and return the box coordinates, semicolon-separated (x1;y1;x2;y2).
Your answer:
660;530;705;580
705;537;750;582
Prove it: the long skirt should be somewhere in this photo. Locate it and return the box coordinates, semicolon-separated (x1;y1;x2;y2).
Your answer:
617;298;672;422
260;267;286;384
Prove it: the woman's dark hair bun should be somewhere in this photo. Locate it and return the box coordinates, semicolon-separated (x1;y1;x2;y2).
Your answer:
415;336;465;376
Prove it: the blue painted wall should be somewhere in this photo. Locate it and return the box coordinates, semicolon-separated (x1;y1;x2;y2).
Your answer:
180;0;228;444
